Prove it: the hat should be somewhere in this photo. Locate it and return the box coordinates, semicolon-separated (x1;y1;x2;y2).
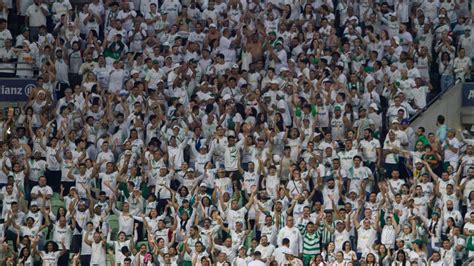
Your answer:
392;119;400;124
392;36;400;45
30;201;39;206
94;204;102;209
270;79;279;85
162;42;170;47
131;69;140;76
280;67;289;72
273;154;281;162
465;27;471;31
232;63;239;69
412;239;423;245
400;118;410;125
209;23;217;28
152;59;159;64
283;247;294;256
334;105;342;111
274;41;283;47
172;125;180;130
349;189;358;195
238;245;246;250
222;94;232;101
369;103;379;111
336;220;344;224
323;78;333;83
199;183;208;188
70;186;77;191
187;168;194;173
388;12;397;17
439;14;446;19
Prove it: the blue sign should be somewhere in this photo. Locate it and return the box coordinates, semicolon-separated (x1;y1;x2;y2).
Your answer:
0;79;36;102
463;83;474;106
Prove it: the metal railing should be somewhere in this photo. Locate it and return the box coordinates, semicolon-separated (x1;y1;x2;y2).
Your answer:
0;62;40;75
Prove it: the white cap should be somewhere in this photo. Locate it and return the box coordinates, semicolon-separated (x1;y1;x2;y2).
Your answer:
283;247;294;256
280;67;289;72
131;69;140;75
369;103;379;111
222;94;232;101
232;63;239;69
273;154;281;162
209;23;217;28
392;36;400;45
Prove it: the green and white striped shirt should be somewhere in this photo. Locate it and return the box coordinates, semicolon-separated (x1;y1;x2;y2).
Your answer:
303;231;321;256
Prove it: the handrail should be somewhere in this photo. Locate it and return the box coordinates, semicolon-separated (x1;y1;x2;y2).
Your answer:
0;61;40;72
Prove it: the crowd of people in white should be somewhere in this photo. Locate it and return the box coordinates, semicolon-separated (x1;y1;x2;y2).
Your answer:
0;0;473;265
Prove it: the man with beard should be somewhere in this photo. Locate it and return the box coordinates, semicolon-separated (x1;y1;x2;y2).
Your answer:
359;128;381;173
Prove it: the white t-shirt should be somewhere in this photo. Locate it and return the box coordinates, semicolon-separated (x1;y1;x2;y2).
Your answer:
40;251;61;265
359;139;381;163
444;137;460;163
31;185;53;207
99;172;118;197
356;227;376;253
25;4;48;27
29;159;46;182
383;139;401;164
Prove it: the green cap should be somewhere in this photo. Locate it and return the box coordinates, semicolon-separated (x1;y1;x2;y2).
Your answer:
412;239;423;245
334;105;342;111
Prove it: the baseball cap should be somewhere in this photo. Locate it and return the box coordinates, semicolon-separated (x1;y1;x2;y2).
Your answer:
369;103;379;111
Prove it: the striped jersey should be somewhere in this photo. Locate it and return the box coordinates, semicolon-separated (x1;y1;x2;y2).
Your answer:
303;230;321;255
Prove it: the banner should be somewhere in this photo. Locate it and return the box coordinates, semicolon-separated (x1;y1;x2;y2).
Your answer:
462;83;474;106
0;79;36;102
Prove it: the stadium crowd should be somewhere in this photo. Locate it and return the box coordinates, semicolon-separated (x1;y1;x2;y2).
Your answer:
0;0;473;265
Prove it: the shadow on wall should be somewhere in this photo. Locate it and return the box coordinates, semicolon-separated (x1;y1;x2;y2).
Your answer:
409;83;463;135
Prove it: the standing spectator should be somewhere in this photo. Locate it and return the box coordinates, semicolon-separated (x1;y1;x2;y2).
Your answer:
25;0;48;41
